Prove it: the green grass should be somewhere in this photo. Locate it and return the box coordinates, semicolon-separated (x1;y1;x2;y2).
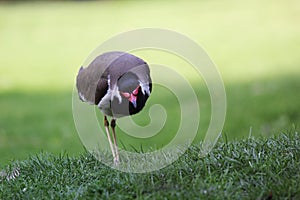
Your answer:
0;0;299;161
0;91;83;165
0;1;300;198
1;74;299;166
1;133;300;199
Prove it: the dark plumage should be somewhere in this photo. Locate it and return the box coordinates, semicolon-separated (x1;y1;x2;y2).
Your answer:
76;51;152;164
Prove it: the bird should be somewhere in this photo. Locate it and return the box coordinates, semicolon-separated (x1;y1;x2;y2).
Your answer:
76;51;152;165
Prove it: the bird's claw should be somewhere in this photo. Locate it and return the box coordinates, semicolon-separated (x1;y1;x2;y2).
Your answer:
113;158;119;166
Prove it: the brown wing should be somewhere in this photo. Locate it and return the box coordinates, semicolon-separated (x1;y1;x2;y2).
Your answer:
76;51;125;104
95;77;108;105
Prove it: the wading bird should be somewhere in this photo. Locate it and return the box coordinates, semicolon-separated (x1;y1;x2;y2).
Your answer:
76;51;152;165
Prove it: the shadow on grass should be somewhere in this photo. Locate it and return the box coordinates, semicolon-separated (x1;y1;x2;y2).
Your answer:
0;74;299;166
224;74;300;139
0;91;83;167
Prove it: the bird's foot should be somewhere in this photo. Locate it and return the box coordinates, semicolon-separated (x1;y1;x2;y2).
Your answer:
113;158;119;166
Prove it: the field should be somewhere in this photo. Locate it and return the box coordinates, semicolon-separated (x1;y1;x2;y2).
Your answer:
0;0;300;198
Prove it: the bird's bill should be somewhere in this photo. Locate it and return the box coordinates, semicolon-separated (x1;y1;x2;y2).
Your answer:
130;98;137;108
128;94;137;108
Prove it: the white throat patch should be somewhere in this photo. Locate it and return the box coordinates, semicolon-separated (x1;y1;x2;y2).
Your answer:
97;83;123;117
111;86;122;103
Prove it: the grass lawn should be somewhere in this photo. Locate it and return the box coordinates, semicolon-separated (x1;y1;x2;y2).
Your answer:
0;0;300;198
1;133;299;199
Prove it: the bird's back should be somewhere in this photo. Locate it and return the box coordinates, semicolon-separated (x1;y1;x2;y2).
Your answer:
76;51;129;104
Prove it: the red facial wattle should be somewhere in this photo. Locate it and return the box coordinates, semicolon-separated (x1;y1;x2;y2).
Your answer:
120;86;140;108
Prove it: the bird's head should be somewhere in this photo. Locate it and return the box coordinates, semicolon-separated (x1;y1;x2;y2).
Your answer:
110;72;151;116
119;85;140;108
117;72;141;109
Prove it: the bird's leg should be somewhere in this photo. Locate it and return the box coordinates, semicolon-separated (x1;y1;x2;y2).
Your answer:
111;118;119;164
104;116;116;162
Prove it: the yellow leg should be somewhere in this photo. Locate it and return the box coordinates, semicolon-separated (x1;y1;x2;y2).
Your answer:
111;118;119;164
104;116;116;163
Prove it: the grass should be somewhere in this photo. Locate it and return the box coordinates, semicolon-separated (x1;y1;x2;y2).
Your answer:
0;91;83;165
0;0;300;197
1;74;299;166
1;132;300;199
0;0;300;161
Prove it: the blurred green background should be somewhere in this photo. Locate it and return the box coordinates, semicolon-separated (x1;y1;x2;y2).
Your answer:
0;0;299;166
